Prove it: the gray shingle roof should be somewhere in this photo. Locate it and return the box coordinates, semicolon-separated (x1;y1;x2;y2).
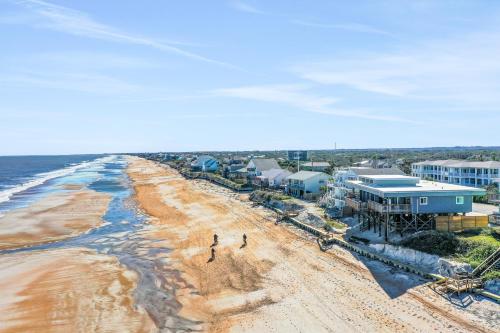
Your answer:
249;158;280;171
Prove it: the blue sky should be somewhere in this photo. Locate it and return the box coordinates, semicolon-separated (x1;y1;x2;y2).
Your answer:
0;0;499;155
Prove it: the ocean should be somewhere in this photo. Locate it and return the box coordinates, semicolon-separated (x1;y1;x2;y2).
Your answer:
0;154;106;213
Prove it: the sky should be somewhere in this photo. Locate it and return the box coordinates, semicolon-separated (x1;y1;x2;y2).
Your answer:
0;0;499;155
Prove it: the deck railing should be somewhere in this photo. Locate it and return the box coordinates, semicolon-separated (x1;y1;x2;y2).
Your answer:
345;197;366;211
367;201;411;213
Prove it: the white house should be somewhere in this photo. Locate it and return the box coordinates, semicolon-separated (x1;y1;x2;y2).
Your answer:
256;168;292;188
286;171;329;199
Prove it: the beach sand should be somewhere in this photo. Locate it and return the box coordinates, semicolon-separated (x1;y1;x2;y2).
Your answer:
127;156;498;333
0;188;111;250
0;247;155;333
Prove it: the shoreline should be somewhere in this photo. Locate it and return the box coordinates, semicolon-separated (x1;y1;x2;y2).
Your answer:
126;156;499;333
0;188;111;251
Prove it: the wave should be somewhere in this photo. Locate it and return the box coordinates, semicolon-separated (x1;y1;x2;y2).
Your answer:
0;155;116;205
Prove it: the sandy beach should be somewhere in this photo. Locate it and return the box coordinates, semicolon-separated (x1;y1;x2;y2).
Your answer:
0;188;111;250
127;156;499;333
0;156;496;333
0;247;155;333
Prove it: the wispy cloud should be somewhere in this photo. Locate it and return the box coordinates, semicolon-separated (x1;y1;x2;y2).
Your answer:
212;84;416;123
229;1;266;15
0;70;141;94
10;0;238;69
292;19;392;36
291;30;500;105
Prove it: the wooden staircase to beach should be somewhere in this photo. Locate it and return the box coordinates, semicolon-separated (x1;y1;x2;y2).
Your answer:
471;247;500;278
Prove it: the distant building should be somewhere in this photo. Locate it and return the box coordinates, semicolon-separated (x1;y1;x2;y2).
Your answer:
254;168;292;188
301;161;330;172
190;155;219;172
411;160;500;187
287;150;308;161
286;171;329;199
345;175;486;239
244;158;281;177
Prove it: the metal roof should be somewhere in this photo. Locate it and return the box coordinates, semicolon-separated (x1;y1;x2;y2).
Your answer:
412;160;500;168
287;171;329;181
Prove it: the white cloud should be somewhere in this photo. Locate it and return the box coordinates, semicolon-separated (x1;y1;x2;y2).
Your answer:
0;71;141;94
229;1;266;15
291;30;500;105
11;0;238;69
212;84;416;123
292;20;392;36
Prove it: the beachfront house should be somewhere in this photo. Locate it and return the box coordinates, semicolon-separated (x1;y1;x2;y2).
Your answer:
244;158;281;177
301;161;330;172
255;168;292;189
321;167;405;218
190;155;219;172
411;160;500;187
286;171;329;200
345;175;486;240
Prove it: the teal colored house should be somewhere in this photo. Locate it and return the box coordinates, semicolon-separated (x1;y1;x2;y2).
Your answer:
345;175;486;239
190;155;219;172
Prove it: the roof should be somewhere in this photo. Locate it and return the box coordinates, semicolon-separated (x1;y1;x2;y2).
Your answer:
261;168;291;179
412;159;500;168
287;171;329;181
360;175;418;181
191;155;217;166
249;158;280;171
350;167;405;176
302;162;330;167
347;179;486;197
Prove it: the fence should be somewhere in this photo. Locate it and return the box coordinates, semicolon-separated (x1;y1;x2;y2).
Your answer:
436;215;488;232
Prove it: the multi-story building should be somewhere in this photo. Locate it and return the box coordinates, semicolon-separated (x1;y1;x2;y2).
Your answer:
345;175;486;240
287;150;308;161
411;160;500;187
286;171;329;199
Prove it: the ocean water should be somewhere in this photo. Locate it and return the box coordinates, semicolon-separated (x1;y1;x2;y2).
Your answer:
0;154;105;213
0;154;149;256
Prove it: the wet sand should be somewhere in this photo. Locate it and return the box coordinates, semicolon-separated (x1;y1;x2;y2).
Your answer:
127;157;498;333
0;188;111;250
0;247;155;333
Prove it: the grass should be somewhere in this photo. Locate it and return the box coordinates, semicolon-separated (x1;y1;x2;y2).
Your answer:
401;228;500;280
325;219;347;229
250;190;292;202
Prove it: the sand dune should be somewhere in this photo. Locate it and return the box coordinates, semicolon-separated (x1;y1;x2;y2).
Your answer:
127;157;498;333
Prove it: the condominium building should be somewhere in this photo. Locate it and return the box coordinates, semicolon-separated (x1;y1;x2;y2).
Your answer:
411;160;500;187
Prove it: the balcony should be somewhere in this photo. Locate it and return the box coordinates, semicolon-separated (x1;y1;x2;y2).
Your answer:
345;197;366;211
367;201;411;214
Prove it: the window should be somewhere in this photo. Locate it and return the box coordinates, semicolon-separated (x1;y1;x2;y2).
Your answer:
456;196;464;205
419;197;428;205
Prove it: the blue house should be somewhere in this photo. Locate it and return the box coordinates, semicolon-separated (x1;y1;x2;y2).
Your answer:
190;155;219;172
345;175;485;239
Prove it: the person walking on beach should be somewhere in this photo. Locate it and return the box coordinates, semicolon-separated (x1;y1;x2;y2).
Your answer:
212;233;218;247
242;233;247;247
